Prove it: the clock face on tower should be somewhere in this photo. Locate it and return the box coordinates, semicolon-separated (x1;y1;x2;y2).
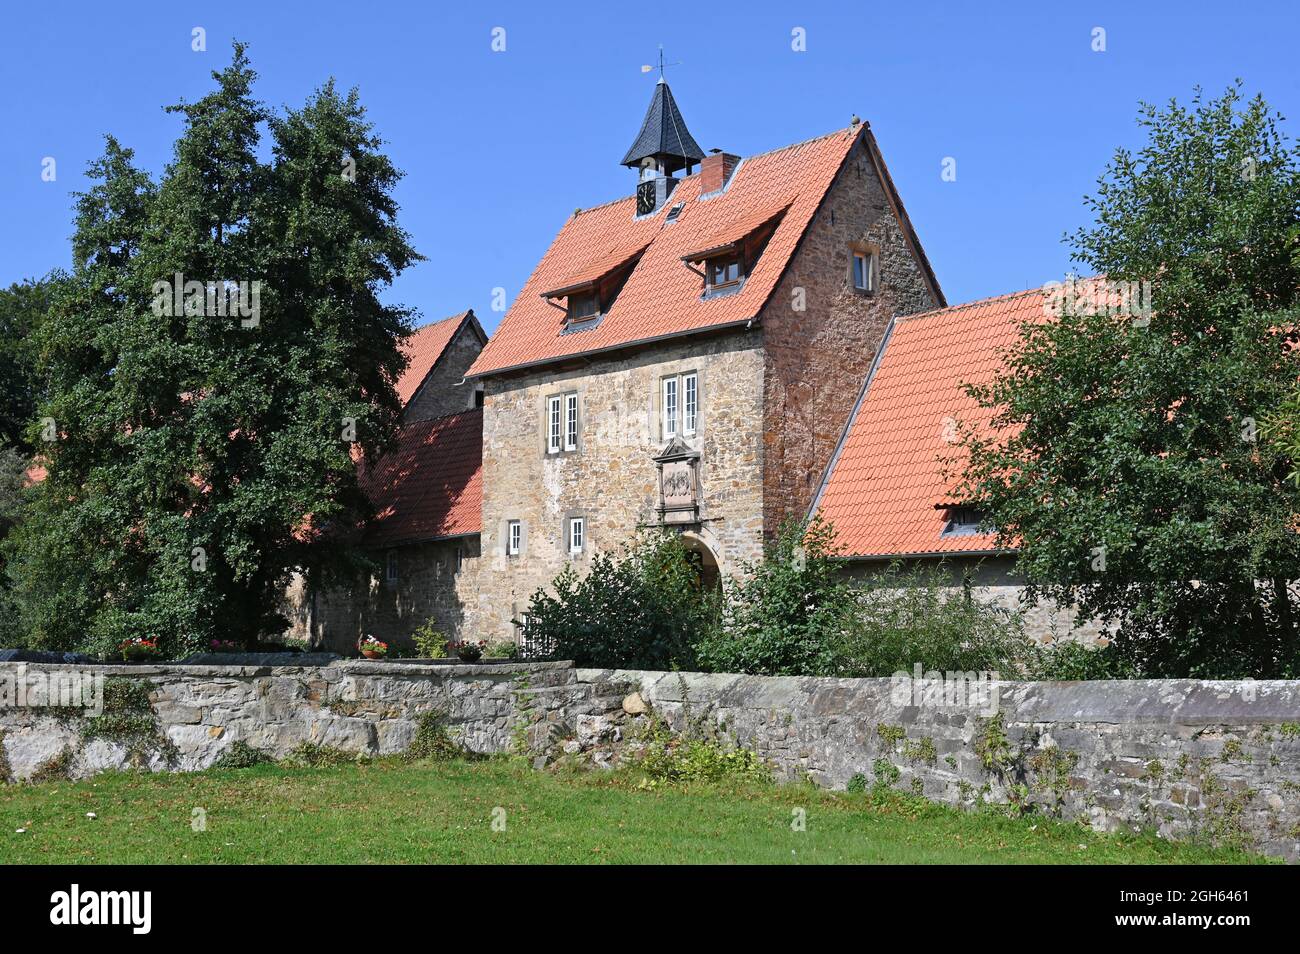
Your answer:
636;180;656;216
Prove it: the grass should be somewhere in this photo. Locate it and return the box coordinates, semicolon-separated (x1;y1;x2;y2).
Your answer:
0;757;1272;864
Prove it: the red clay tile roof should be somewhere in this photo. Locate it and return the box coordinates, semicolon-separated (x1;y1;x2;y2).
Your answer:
396;311;472;405
812;287;1046;558
360;408;482;547
540;241;652;299
470;125;922;377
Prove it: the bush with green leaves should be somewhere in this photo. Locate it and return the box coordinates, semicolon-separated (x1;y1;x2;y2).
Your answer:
409;620;448;658
958;85;1300;678
694;517;853;677
831;562;1036;678
1031;640;1141;681
525;532;715;670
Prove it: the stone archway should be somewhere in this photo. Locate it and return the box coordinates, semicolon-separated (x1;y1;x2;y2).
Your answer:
679;530;723;592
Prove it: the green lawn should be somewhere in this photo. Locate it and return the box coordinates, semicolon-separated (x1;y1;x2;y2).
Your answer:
0;758;1270;864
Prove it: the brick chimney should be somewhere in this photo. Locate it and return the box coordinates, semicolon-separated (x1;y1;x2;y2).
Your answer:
700;149;740;194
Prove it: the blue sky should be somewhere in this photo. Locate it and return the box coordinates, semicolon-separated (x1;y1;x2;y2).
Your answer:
2;1;1297;332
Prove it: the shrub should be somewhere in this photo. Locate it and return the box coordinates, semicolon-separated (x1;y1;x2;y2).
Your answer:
486;641;518;660
830;562;1035;677
213;741;270;769
526;532;716;670
634;716;771;787
1032;639;1141;680
410;620;448;658
694;517;852;677
403;711;467;763
284;743;370;767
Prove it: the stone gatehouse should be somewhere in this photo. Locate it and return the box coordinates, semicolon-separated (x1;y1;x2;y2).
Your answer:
293;79;1090;653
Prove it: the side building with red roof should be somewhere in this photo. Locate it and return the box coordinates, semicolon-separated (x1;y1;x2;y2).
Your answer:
810;287;1104;643
464;80;944;643
284;310;489;650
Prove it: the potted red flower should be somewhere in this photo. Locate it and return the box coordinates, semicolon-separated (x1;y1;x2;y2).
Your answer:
358;635;389;659
119;636;161;662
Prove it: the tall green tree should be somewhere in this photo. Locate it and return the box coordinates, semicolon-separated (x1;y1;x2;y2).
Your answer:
6;44;417;656
959;85;1300;678
0;277;58;453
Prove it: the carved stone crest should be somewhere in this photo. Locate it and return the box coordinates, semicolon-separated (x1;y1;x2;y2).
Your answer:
653;437;700;525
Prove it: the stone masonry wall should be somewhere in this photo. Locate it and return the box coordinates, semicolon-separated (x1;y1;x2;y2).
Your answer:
6;660;1299;860
0;660;574;779
306;537;485;653
476;331;767;641
760;134;939;534
577;669;1300;860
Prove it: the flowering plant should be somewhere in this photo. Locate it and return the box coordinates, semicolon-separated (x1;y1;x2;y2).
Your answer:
358;635;389;658
446;639;486;662
119;637;161;661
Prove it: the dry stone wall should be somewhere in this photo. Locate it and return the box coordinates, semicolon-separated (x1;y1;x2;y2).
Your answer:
3;660;1300;860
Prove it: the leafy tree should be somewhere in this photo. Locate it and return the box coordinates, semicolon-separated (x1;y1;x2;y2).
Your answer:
694;517;851;677
525;532;714;670
0;277;58;453
959;85;1300;678
5;45;417;656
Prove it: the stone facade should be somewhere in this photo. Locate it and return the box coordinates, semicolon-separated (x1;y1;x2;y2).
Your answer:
471;138;940;641
475;331;767;641
760;137;938;529
309;536;484;654
405;318;486;422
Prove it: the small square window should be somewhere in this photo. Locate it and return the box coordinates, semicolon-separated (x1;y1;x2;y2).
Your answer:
941;506;987;537
707;254;742;289
507;520;522;556
569;517;585;554
852;250;878;293
568;291;599;321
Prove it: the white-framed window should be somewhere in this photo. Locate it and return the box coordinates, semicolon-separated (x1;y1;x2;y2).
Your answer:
547;396;562;453
565;393;579;451
661;372;698;439
662;376;679;439
852;249;878;293
683;372;698;436
507;520;522;556
568;517;585;554
385;549;398;584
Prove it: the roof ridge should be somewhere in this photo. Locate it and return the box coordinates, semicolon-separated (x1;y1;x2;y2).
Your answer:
894;283;1059;325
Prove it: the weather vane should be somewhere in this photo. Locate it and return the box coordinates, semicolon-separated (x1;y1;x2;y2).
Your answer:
641;45;681;81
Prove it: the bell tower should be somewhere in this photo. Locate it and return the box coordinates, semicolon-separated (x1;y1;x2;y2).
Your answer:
621;51;705;216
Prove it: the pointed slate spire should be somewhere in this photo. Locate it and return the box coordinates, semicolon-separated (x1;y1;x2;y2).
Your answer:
621;79;705;177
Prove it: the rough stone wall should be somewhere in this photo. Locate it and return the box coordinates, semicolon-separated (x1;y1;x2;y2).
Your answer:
760;137;939;534
475;331;766;641
4;660;1300;859
577;669;1300;860
304;537;484;653
0;660;573;778
404;320;485;422
839;555;1109;645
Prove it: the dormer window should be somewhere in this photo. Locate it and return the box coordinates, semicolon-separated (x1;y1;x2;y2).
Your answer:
568;291;600;322
940;505;989;537
706;253;743;292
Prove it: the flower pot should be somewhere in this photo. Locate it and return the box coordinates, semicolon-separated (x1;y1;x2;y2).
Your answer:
361;650;384;659
456;650;483;663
